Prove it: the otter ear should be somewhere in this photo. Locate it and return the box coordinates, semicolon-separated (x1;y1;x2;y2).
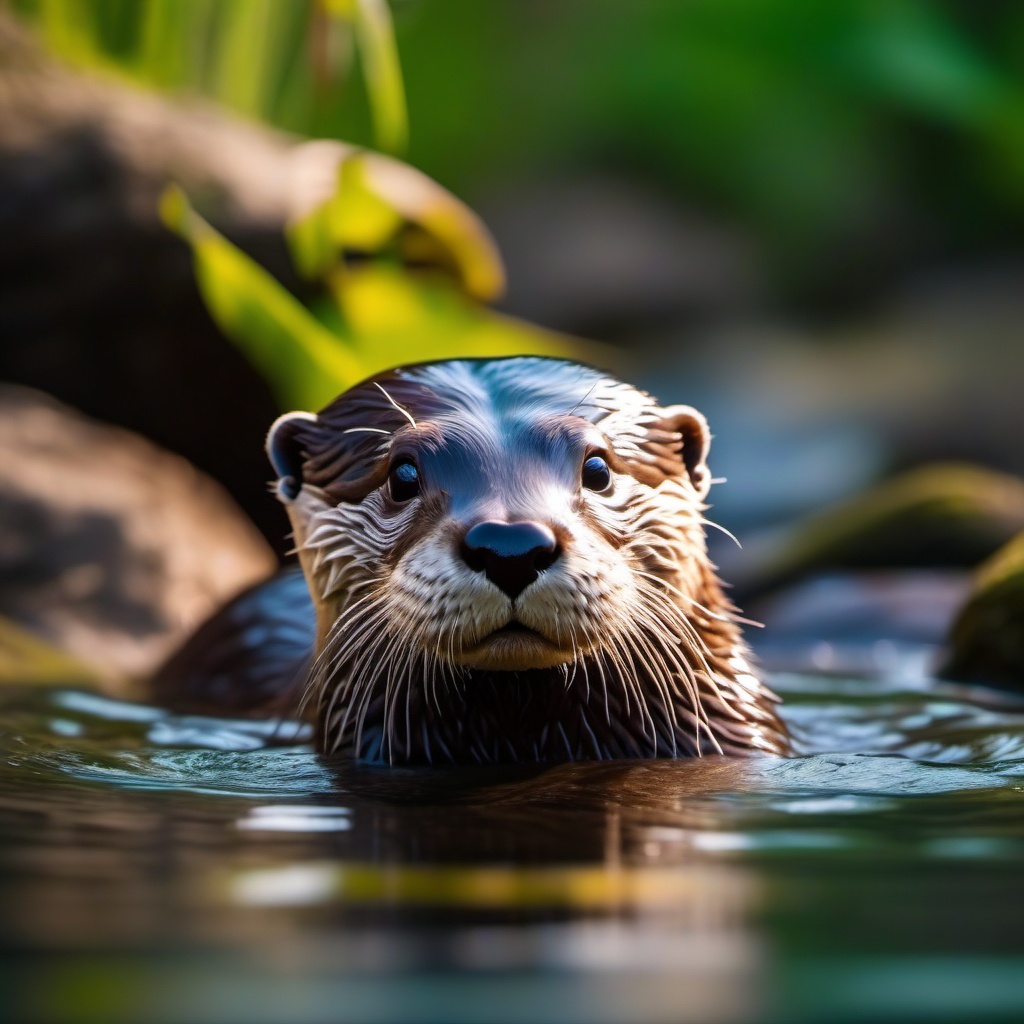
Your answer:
656;405;712;499
266;412;318;501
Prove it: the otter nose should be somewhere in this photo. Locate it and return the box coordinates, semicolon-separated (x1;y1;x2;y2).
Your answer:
460;521;560;599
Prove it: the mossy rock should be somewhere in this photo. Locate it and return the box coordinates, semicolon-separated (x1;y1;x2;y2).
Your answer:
942;531;1024;688
738;463;1024;600
0;615;98;687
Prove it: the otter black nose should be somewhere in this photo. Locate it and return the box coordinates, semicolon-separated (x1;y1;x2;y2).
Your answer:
461;521;560;599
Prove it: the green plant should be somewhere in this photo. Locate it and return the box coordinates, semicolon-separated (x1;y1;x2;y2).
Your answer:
14;0;405;153
161;152;598;411
17;0;1024;292
14;0;602;409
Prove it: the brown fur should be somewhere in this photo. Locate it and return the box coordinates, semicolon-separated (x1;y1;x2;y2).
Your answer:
263;357;789;764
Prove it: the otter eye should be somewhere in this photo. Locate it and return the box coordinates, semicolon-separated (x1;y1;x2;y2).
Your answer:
389;460;420;502
582;455;612;492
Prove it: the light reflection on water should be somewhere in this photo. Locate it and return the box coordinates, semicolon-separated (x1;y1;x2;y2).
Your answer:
3;674;1024;1022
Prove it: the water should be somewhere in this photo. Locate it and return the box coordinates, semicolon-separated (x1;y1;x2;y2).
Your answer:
4;668;1024;1023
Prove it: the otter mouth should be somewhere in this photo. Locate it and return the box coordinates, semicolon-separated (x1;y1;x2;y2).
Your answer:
461;619;572;671
486;621;545;640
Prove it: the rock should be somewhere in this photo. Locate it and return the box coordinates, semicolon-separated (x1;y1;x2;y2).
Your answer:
730;464;1024;601
0;385;276;686
942;531;1024;689
0;14;354;553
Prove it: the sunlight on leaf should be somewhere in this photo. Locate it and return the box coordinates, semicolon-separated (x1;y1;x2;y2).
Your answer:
335;263;583;370
288;150;506;301
160;185;363;409
163;181;603;414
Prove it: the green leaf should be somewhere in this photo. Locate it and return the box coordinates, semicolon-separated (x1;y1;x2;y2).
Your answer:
840;2;1008;124
163;183;606;412
287;151;506;301
333;262;600;371
160;185;364;409
209;0;293;121
165;176;609;413
337;0;408;154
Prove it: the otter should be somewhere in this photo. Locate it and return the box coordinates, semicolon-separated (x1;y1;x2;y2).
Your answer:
153;357;789;763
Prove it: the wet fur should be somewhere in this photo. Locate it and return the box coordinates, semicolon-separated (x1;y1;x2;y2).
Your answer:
269;357;789;763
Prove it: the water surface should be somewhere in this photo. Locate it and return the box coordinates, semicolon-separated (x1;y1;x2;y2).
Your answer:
3;667;1024;1023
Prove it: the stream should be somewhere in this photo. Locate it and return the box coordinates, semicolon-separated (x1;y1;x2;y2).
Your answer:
4;652;1024;1022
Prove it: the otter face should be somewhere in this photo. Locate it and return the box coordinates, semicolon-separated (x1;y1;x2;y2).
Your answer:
266;357;763;762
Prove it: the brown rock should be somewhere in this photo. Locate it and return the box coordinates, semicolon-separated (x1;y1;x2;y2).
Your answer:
733;463;1024;601
0;385;275;687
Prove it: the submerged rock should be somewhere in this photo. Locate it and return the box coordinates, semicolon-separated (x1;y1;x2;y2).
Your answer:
0;385;276;687
942;532;1024;688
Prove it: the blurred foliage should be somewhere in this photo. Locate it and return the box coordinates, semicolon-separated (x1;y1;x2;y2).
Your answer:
12;0;407;154
287;151;505;300
13;0;595;408
229;860;727;910
161;154;589;411
14;0;1024;291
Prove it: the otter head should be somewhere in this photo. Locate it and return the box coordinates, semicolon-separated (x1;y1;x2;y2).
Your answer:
267;357;782;763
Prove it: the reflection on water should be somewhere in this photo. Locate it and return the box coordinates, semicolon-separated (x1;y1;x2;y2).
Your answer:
3;673;1024;1022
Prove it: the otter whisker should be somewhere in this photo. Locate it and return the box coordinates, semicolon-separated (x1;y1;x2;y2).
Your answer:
378;629;416;761
642;570;766;631
424;648;444;721
303;610;371;723
698;515;742;549
589;653;612;727
604;640;656;752
575;635;591;704
662;608;744;725
631;568;747;624
577;700;603;759
556;721;573;759
374;382;418;428
313;603;390;709
565;378;602;418
445;613;461;668
358;623;415;759
632;599;726;747
628;599;702;716
388;641;421;763
630;591;731;753
227;355;793;764
331;618;394;753
633;580;722;682
616;628;678;755
632;633;684;753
